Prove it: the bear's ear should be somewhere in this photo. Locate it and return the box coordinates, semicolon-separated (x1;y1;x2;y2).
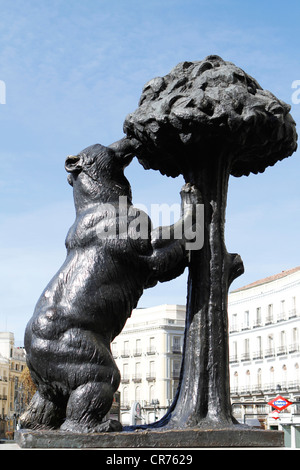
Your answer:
65;155;82;173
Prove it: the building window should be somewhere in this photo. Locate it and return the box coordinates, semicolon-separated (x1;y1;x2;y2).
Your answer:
254;307;261;327
133;362;142;382
122;363;129;383
231;313;238;332
242;311;250;330
122;386;129;406
112;342;118;357
278;300;286;321
172;336;181;354
122;341;130;357
245;370;251;392
257;368;262;390
172;381;178;400
147;361;156;381
134;339;142;356
295;363;299;387
290;328;299;353
242;338;250;361
253;336;262;359
149;384;155;403
150;361;155;376
135;386;141;402
290;296;297;318
282;364;287;388
233;371;238;393
172;360;181;380
269;367;275;389
266;334;274;357
278;331;287;355
266;304;273;324
230;341;238;363
148;337;156;355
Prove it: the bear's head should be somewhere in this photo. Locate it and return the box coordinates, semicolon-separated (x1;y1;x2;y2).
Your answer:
65;143;134;209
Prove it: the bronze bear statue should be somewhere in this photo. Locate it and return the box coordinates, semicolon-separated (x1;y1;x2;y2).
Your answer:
20;138;201;433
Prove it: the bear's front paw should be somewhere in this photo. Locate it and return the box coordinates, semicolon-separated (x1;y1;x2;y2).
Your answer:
96;419;123;433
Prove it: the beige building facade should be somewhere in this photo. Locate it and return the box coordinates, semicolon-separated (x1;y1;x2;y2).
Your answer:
112;304;185;425
0;332;26;437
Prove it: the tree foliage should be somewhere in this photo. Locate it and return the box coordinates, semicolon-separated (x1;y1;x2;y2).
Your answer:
20;366;37;402
124;55;297;178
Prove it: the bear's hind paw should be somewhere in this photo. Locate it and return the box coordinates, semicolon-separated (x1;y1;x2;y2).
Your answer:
60;418;122;434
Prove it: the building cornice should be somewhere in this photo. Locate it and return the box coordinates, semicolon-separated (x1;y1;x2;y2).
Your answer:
229;278;300;307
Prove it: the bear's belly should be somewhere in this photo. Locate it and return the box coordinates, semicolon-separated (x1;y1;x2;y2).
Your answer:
26;328;120;389
26;247;143;345
29;327;110;362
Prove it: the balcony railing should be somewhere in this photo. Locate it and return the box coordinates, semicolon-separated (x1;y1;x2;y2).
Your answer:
171;347;182;354
241;324;250;331
252;351;263;360
229;355;238;363
230;310;299;331
121;350;130;358
277;346;287;356
230;381;300;396
264;348;275;358
241;353;251;361
133;349;142;357
120;375;130;383
277;313;286;322
289;343;299;353
288;380;300;390
230;324;239;333
230;344;299;362
288;309;297;319
171;370;181;380
132;374;142;383
146;373;156;381
147;348;156;355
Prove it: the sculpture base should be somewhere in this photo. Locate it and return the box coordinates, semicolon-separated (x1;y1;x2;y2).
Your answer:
15;426;284;449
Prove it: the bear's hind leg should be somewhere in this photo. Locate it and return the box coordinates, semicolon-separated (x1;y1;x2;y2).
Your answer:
20;391;66;430
60;382;122;433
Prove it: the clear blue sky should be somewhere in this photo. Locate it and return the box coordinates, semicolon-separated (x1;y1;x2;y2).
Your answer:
0;0;299;343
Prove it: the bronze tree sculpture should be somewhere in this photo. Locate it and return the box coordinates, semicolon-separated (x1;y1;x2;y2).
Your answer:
124;55;297;429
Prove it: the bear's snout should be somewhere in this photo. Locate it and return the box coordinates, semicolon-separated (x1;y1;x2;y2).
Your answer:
65;155;82;173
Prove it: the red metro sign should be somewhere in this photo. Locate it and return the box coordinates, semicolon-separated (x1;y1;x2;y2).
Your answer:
268;395;293;411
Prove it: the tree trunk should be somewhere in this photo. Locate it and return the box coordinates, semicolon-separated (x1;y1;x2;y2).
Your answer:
165;155;244;429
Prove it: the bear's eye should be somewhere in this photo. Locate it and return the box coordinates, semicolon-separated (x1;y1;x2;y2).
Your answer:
84;155;97;167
